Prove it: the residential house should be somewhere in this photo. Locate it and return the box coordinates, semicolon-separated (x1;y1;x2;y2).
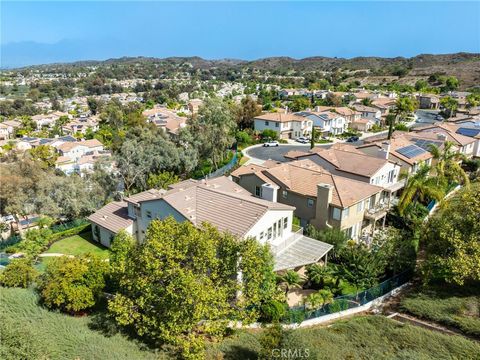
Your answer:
411;123;476;158
357;137;434;174
56;139;104;160
297;111;347;136
231;159;386;241
284;144;403;196
0;120;21;140
352;105;382;125
62;116;100;135
89;176;333;271
254;112;312;139
417;94;440;110
31;111;70;129
142;107;187;136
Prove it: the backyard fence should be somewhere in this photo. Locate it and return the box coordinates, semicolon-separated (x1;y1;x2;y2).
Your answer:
284;270;412;324
204;151;238;179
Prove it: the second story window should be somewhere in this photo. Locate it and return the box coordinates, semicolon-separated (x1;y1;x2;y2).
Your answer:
307;198;314;208
265;121;269;126
275;122;279;127
343;208;350;219
146;210;152;219
283;217;288;229
357;201;364;212
255;186;262;197
332;207;341;220
282;190;287;198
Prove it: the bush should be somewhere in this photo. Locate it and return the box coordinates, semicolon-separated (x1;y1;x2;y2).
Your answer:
48;223;91;243
282;308;305;324
261;129;278;140
38;255;108;313
235;130;253;145
259;300;287;323
395;123;409;131
0;259;38;288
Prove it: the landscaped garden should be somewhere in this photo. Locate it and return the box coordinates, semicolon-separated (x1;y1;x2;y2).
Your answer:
2;286;479;360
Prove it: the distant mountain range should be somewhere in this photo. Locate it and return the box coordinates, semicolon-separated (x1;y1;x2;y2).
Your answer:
2;46;479;89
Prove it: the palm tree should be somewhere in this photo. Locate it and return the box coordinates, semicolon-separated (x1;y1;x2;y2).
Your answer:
397;164;444;215
277;270;303;295
305;289;334;310
388;97;418;140
428;141;469;187
306;264;331;289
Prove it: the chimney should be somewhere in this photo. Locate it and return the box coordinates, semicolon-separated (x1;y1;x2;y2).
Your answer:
315;106;321;112
261;183;279;202
313;183;333;229
437;133;447;141
379;141;390;159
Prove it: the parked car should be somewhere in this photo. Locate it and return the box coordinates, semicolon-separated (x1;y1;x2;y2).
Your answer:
346;136;360;142
296;136;309;144
263;140;279;147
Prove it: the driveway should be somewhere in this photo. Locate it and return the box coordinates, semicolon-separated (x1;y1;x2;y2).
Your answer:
244;144;330;163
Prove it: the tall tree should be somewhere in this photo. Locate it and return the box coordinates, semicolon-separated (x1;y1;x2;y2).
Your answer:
428;141;469;186
388;96;418;140
397;164;444;215
235;96;262;130
440;96;458;119
421;183;480;285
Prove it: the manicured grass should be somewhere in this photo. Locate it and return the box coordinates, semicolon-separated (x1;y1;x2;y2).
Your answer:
401;283;480;338
45;232;111;259
2;287;479;360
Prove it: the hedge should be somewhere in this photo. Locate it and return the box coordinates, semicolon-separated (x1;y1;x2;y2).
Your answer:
48;223;91;244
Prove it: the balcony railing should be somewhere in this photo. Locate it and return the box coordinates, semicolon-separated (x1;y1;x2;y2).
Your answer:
364;204;388;220
270;226;304;255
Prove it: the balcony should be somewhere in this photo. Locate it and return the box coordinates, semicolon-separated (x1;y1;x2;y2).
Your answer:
364;204;388;221
270;226;304;255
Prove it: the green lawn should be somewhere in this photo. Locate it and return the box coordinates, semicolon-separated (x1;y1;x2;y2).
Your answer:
45;232;111;259
2;287;479;360
401;282;480;338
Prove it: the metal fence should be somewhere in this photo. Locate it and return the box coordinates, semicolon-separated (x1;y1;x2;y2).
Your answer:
284;270;412;324
204;151;238;179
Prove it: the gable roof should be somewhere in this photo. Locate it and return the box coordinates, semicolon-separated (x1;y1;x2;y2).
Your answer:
57;139;104;152
88;201;134;234
254;112;306;123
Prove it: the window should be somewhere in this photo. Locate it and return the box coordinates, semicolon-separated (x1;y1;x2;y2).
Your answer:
283;217;288;229
260;232;264;241
332;207;341;220
343;208;349;219
387;170;395;183
255;186;262;197
357;201;364;213
277;219;282;234
265;121;269;126
146;210;152;219
307;198;314;208
267;227;272;240
275;122;279;127
282;190;287;198
273;222;277;238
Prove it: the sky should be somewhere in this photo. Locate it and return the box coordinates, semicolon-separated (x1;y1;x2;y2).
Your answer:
1;1;479;67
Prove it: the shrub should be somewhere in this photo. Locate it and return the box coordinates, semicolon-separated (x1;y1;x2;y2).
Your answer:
282;308;305;324
259;300;287;323
48;223;91;243
235;130;253;145
0;259;38;288
261;129;278;140
38;255;108;313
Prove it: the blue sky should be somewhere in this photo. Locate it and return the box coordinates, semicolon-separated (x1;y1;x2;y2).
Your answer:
1;1;479;67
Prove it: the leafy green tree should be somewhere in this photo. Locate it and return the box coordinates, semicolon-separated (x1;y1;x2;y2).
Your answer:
388;96;418;140
0;259;38;288
36;216;54;229
146;171;179;190
191;97;237;169
108;217;278;358
289;97;311;112
307;226;349;261
39;255;108;313
235;96;262;130
397;164;444;216
442;76;459;92
28;145;58;168
466;94;480;109
440;96;458;119
421;183;480;285
415;80;429;91
306;264;333;289
305;289;333;310
261;129;278;140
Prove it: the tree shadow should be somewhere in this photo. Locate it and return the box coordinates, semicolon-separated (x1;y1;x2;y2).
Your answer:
221;345;258;360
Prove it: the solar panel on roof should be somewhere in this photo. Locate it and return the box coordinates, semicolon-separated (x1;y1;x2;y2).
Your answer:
397;144;427;159
412;138;443;151
457;128;480;137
